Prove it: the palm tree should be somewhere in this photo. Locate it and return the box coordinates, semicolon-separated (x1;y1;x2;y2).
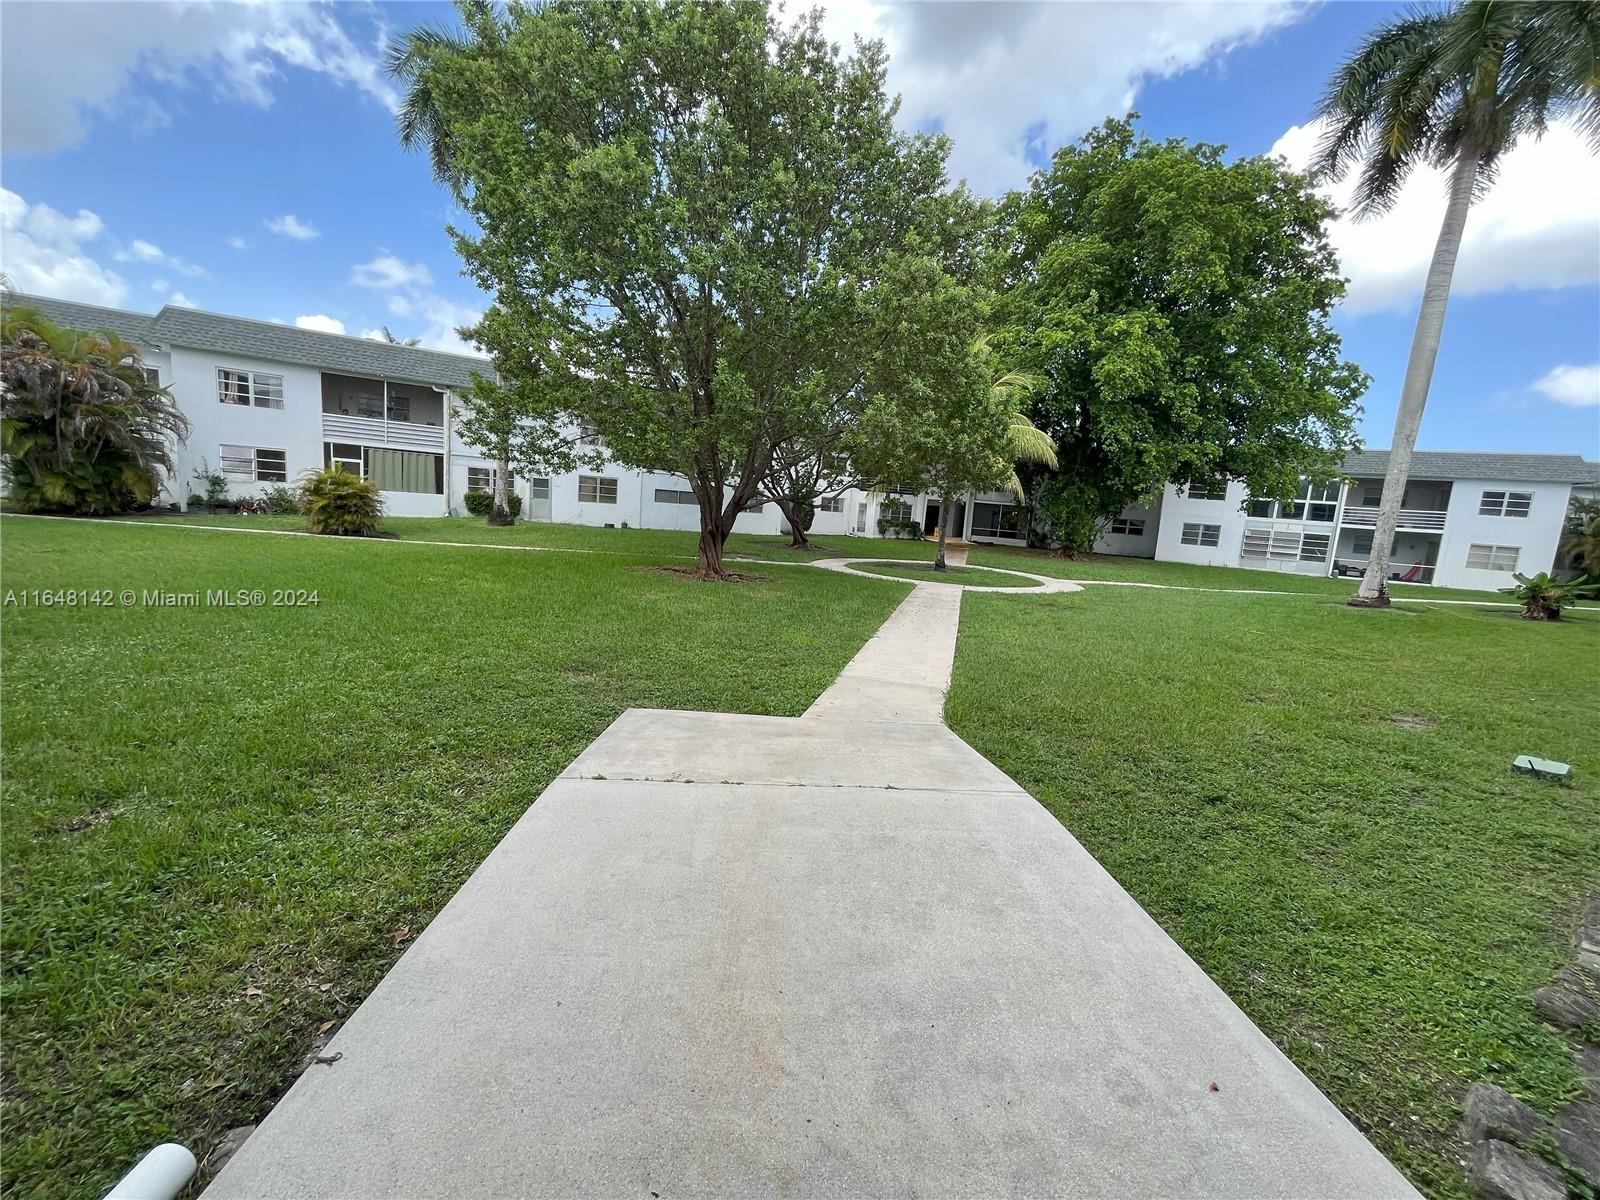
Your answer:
1314;1;1599;608
1;307;189;513
931;337;1057;569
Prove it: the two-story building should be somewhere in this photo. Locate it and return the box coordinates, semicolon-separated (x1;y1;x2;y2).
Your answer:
10;292;1594;591
1093;450;1598;590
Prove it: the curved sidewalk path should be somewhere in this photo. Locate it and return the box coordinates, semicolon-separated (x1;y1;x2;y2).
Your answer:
208;574;1417;1199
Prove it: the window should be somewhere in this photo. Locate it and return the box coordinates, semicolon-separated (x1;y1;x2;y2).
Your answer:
654;487;697;506
1180;522;1221;547
387;394;411;423
743;502;765;513
220;445;287;483
577;422;605;450
1466;543;1520;572
819;495;844;513
1249;478;1339;522
1479;490;1532;518
367;448;442;494
1185;482;1228;501
971;502;1023;539
529;477;550;500
578;475;617;504
466;466;514;494
217;367;283;409
140;366;160;387
1352;533;1374;556
325;442;364;476
355;392;385;420
856;502;867;533
1241;526;1332;562
1109;517;1145;536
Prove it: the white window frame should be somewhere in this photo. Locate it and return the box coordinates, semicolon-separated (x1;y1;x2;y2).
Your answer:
466;466;513;494
1184;482;1228;501
220;445;287;483
578;475;618;504
1465;543;1520;572
1180;522;1221;548
1109;517;1145;536
653;487;697;506
528;477;551;500
818;495;845;513
325;442;364;477
217;367;284;409
1478;490;1532;518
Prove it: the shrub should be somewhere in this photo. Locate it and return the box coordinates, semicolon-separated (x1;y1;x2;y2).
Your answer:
463;489;522;518
298;466;384;537
1;307;189;513
1498;572;1599;621
192;461;231;509
259;485;301;515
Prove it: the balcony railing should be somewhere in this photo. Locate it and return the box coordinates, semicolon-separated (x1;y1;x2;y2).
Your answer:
1339;505;1447;531
1331;558;1437;584
322;412;444;452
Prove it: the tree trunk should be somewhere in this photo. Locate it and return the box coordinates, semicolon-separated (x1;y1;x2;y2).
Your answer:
1350;151;1479;608
777;498;811;550
934;493;952;570
696;523;726;579
488;453;513;526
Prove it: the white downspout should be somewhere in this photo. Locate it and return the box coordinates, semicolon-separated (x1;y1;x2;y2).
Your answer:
104;1144;195;1200
438;387;453;516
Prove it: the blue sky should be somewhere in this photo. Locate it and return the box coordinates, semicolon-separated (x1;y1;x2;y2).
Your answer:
2;0;1596;456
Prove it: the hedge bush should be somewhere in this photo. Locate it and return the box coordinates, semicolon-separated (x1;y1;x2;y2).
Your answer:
463;489;522;518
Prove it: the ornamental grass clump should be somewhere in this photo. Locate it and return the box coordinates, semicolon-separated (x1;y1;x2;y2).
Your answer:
298;466;383;537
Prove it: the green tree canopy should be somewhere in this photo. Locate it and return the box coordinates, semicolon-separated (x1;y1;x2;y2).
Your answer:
392;0;959;577
988;117;1367;552
1;306;189;514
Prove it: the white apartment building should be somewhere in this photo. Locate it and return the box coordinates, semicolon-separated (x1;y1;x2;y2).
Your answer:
1093;451;1598;591
10;292;1595;591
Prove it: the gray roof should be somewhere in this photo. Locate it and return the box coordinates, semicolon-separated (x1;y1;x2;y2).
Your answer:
3;291;491;390
1343;449;1599;485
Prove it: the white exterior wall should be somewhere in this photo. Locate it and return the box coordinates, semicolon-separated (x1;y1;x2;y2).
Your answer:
1093;496;1162;558
1151;483;1250;566
1433;479;1572;590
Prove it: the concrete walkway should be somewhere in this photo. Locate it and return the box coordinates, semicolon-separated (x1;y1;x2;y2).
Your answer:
206;582;1417;1199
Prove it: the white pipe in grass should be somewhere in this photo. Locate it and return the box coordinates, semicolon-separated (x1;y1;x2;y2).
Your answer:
104;1143;196;1200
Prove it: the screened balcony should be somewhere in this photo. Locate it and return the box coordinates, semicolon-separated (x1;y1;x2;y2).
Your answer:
320;373;445;451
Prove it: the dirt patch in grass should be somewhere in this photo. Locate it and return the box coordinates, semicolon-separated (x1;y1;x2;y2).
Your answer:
639;565;771;583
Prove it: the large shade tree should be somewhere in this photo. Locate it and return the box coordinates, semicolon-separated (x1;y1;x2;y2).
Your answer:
1314;0;1600;606
988;118;1367;555
391;0;958;578
1;307;189;514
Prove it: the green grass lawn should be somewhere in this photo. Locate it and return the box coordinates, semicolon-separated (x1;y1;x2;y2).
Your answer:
0;516;907;1199
849;561;1042;588
969;544;1510;603
946;587;1600;1199
118;511;944;565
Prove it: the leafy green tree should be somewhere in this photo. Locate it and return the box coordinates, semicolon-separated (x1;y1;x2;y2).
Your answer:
1;307;189;514
451;306;586;526
390;0;954;578
989;117;1366;555
1315;1;1600;606
851;271;1013;570
1559;495;1600;577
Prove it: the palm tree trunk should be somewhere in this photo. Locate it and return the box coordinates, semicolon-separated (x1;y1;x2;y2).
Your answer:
1350;151;1479;608
488;453;513;526
934;494;951;571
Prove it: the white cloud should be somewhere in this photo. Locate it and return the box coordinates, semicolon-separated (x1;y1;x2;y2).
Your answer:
294;313;347;335
151;279;169;293
1271;119;1600;316
226;235;248;250
817;1;1305;192
114;237;206;277
1531;363;1600;409
0;187;127;305
265;214;318;241
351;253;433;291
0;1;399;155
168;291;198;308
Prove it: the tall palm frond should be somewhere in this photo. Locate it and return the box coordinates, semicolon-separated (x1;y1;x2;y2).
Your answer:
387;23;474;186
